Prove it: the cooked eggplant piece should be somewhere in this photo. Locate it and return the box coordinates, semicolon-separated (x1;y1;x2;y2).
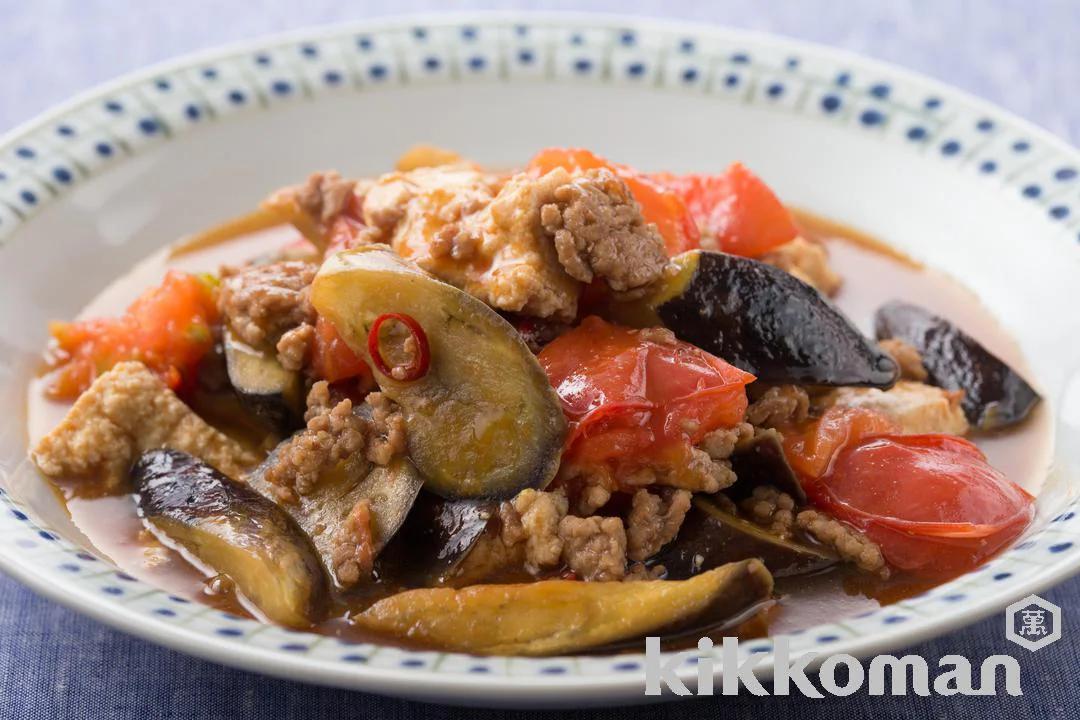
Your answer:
353;559;773;655
374;491;497;586
728;429;806;504
655;496;835;580
610;250;898;388
311;246;567;499
223;327;303;433
875;300;1041;430
133;449;326;626
247;440;424;588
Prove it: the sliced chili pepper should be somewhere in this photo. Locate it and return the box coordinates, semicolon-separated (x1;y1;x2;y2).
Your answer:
368;312;431;382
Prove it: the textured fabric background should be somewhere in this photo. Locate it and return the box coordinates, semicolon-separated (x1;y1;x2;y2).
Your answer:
1;1;1077;718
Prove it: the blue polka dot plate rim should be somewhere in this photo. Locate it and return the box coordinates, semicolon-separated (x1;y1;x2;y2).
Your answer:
0;12;1078;709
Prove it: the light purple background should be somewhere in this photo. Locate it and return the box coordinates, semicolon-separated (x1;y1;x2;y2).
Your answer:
2;0;1079;144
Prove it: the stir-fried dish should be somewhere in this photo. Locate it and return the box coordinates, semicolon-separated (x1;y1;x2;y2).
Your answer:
28;146;1044;655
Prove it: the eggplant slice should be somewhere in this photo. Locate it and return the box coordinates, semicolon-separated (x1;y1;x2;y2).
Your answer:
875;300;1041;430
223;327;304;433
312;245;567;499
611;250;898;387
353;559;773;656
134;449;327;627
374;491;496;587
654;496;836;580
246;440;425;589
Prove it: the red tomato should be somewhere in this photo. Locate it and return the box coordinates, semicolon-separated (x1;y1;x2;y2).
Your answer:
311;315;373;387
539;316;754;486
808;434;1034;574
782;406;901;479
47;271;219;399
650;163;798;257
526;148;700;255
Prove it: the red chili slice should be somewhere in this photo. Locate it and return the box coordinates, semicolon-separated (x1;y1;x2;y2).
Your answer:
367;312;431;382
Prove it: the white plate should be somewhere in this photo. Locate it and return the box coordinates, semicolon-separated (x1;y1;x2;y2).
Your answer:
0;12;1078;709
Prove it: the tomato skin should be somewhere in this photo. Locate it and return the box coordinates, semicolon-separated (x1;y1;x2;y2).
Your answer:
650;163;798;257
781;406;901;480
808;434;1034;574
311;315;373;386
46;271;219;399
538;316;754;485
526;148;700;255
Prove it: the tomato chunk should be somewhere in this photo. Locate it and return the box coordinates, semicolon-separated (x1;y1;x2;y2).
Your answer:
526;148;700;255
809;434;1034;574
782;406;901;479
46;271;219;400
650;163;798;257
311;314;373;386
539;316;754;486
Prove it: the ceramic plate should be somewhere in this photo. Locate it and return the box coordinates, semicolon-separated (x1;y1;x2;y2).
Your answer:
0;12;1078;709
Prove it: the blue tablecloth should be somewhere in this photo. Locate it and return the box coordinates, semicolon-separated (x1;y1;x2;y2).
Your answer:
2;1;1078;718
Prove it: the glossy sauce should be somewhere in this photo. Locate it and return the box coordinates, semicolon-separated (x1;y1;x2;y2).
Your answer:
25;211;1053;646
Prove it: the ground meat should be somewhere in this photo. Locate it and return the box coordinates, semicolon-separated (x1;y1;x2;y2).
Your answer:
364;391;408;465
625;562;666;581
878;338;929;382
539;168;668;292
570;444;738;496
261;382;406;502
699;422;754;461
362;165;669;322
797;509;888;577
33;362;258;487
558;515;627;582
740;485;798;540
271;171;357;226
626;489;692;562
821;380;969;435
746;385;810;428
499;489;569;574
679;448;738;493
218;261;317;348
331;498;375;586
576;483;613;516
276;322;314;371
762;237;842;296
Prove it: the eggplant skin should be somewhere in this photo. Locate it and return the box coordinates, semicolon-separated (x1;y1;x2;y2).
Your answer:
654;497;835;580
223;327;303;434
134;449;327;627
375;491;495;587
652;251;898;388
875;300;1041;430
246;442;424;589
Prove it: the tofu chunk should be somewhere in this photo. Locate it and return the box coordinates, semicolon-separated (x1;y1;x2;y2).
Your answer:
821;380;969;435
33;362;259;488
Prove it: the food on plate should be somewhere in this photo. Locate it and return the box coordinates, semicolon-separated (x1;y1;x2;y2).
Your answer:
28;146;1041;654
352;559;772;655
134;449;326;626
606;250;898;387
875;300;1041;430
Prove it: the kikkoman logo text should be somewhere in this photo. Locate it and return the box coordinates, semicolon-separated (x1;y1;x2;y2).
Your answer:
644;594;1062;698
644;637;1022;697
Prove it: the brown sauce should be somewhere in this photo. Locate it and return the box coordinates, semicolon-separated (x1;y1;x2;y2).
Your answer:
24;214;1053;648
